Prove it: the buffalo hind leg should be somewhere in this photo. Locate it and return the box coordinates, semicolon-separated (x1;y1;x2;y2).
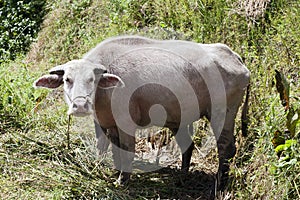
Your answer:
213;104;241;190
216;128;236;190
171;125;194;172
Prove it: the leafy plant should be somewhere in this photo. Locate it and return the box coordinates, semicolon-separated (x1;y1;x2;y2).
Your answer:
0;0;47;62
269;70;300;198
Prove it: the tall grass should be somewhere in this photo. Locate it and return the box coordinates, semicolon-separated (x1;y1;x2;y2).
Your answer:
1;0;299;199
0;60;129;199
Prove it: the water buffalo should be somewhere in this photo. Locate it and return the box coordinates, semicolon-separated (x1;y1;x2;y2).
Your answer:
34;36;250;189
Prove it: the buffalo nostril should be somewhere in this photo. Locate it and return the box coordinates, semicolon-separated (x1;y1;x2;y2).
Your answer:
73;103;78;109
84;102;89;110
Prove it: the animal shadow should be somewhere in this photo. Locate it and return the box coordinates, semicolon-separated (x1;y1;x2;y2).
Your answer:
128;165;216;200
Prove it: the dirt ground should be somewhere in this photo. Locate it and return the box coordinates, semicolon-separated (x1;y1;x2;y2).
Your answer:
72;116;219;199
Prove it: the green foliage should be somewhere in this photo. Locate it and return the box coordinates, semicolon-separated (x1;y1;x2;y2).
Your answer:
269;70;300;198
0;61;37;131
0;60;69;134
272;70;300;156
287;107;300;137
27;0;113;65
274;139;297;157
1;0;300;199
108;0;236;42
0;0;47;62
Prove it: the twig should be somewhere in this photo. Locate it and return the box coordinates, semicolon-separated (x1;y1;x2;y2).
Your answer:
294;179;300;198
67;115;71;149
17;133;49;148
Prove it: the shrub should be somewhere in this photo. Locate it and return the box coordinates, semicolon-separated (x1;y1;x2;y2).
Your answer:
0;0;47;62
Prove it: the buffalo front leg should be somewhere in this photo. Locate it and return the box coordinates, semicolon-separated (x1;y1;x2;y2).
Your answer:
116;128;135;185
109;127;122;172
94;120;110;155
171;125;194;172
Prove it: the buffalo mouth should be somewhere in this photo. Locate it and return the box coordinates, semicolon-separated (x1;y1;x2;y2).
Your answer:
67;98;94;117
69;110;94;117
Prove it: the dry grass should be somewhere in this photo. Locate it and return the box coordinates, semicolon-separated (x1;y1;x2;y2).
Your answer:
1;0;300;199
232;0;271;20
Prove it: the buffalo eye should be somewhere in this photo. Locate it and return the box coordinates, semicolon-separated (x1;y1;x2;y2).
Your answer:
65;77;73;84
88;77;94;83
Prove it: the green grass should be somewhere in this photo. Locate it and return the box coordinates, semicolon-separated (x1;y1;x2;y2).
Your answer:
1;0;300;199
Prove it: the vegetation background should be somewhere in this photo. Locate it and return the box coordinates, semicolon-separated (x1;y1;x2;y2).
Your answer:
0;0;299;199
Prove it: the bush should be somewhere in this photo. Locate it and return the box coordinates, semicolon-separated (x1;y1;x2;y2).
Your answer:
0;0;47;62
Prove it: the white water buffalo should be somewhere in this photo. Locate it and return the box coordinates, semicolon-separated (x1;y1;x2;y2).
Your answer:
34;36;250;189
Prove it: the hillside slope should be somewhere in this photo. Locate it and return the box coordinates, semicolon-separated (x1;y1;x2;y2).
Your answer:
1;0;299;199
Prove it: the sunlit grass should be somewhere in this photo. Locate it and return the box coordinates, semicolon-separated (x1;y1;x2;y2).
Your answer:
1;0;299;199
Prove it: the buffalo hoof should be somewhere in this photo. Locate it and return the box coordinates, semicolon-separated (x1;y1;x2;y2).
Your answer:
115;172;131;186
216;168;232;191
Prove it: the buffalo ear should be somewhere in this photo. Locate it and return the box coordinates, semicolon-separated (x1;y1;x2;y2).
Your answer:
94;68;106;76
98;74;125;89
93;63;107;75
49;65;66;75
34;64;67;89
33;74;64;89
